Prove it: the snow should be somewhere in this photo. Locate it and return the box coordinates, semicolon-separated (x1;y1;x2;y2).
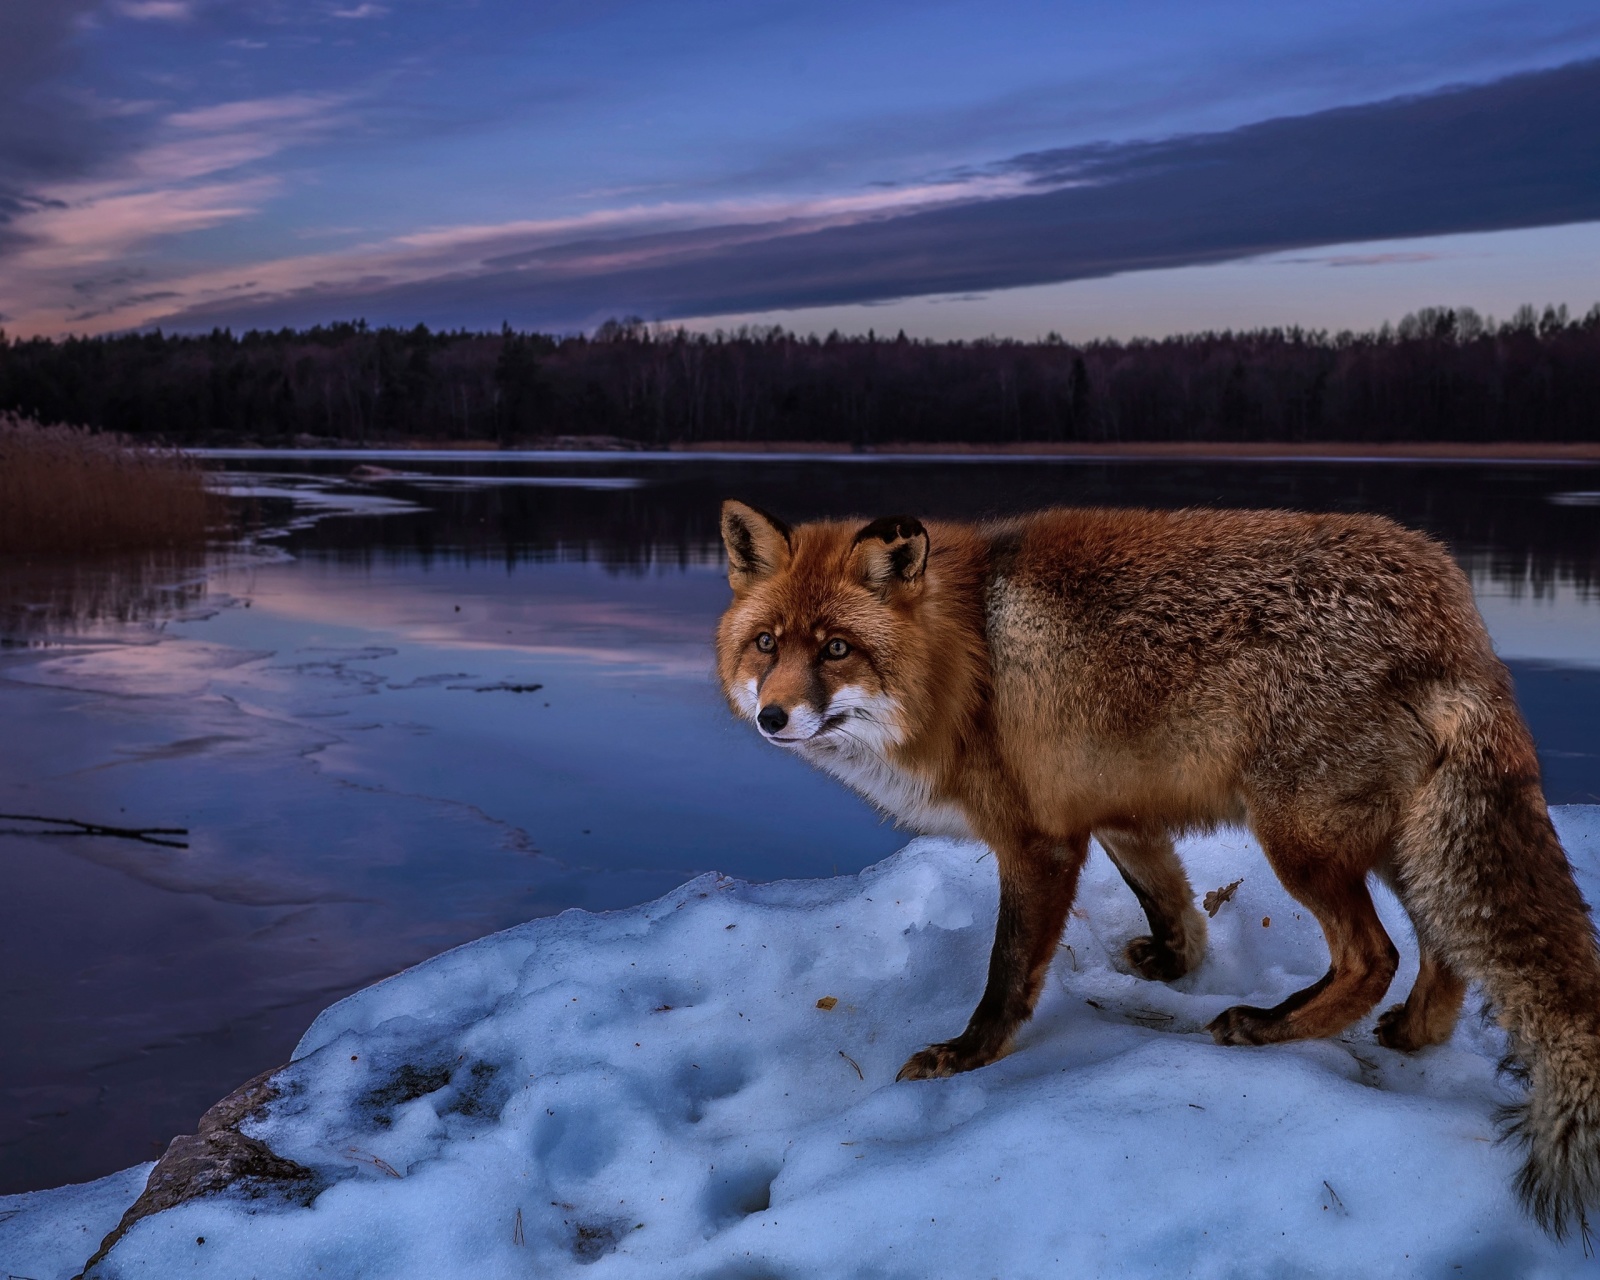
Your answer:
6;811;1600;1279
0;1164;153;1280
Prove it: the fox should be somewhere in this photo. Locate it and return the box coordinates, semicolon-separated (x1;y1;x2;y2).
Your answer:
715;498;1600;1240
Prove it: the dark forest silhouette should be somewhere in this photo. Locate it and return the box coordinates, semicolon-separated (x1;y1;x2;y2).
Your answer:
2;302;1598;446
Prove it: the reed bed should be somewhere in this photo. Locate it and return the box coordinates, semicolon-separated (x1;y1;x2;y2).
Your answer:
0;414;217;553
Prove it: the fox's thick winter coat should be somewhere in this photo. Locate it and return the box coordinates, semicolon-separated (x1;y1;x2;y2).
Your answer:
715;500;1600;1239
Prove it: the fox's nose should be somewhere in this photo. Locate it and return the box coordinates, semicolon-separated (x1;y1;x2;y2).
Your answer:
757;704;789;734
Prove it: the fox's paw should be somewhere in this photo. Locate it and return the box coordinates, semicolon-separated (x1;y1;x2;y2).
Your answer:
1207;1004;1286;1046
1374;1001;1449;1052
1125;935;1190;982
1374;1002;1416;1051
896;1036;1002;1081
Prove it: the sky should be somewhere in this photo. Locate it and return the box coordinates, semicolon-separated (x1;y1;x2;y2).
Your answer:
2;0;1599;341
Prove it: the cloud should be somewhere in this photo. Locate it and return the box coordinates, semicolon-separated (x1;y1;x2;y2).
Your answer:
9;179;277;269
1273;251;1444;268
125;92;351;182
132;57;1600;335
166;93;342;132
67;290;180;323
114;1;194;19
0;164;1032;333
8;56;1600;337
331;4;389;18
0;86;351;315
0;0;122;192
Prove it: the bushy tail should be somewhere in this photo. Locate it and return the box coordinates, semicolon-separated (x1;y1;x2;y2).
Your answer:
1393;686;1600;1242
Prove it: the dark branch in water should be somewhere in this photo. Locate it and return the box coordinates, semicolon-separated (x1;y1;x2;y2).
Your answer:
0;812;190;849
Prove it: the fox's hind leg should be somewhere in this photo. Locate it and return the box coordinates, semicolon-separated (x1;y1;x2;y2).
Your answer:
1368;864;1469;1050
898;831;1088;1080
1209;816;1399;1046
1097;826;1207;981
1374;948;1467;1050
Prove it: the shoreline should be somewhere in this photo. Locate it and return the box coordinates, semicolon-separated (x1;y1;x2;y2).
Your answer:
192;439;1600;465
668;439;1600;462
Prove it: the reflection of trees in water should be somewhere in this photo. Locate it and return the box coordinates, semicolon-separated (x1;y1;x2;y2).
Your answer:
0;552;209;639
265;461;1600;597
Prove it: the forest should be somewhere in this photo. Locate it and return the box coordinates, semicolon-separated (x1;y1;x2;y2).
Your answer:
1;303;1597;447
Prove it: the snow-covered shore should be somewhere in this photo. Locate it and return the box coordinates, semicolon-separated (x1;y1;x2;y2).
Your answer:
6;812;1600;1279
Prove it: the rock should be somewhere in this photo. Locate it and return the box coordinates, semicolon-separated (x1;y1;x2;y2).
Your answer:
77;1067;322;1278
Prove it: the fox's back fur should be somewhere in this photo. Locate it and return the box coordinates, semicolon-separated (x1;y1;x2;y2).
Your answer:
716;501;1600;1240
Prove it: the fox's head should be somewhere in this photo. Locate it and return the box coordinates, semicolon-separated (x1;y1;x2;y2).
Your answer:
714;500;931;759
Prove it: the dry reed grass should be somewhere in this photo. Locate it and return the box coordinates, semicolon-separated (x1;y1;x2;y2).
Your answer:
0;414;218;553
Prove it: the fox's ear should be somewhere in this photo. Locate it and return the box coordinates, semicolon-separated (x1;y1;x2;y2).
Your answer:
721;500;793;590
851;515;928;596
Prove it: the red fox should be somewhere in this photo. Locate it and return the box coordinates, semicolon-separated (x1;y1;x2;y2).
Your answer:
716;499;1600;1239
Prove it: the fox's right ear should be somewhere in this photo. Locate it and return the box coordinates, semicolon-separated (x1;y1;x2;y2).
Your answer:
851;515;928;597
721;500;793;591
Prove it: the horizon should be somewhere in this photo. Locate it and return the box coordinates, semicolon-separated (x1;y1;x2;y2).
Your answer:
3;2;1599;341
9;296;1595;349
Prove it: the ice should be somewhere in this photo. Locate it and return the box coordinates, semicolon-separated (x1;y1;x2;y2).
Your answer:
6;810;1600;1278
400;474;647;490
204;476;424;518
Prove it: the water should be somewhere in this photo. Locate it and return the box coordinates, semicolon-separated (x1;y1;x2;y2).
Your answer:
2;452;1597;1194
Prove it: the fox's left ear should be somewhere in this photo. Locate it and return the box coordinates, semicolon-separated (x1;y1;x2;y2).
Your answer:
721;500;793;591
851;515;928;596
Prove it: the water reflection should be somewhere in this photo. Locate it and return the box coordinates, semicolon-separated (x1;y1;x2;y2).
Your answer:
2;453;1597;1197
228;453;1600;597
0;550;209;641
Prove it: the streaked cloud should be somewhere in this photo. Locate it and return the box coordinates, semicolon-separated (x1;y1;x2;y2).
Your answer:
1;160;1034;333
17;179;276;266
96;57;1600;337
114;1;194;20
125;92;351;182
1;85;355;328
166;93;345;132
1276;252;1445;269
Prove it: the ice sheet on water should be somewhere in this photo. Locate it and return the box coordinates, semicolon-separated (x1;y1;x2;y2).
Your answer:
205;476;424;517
400;474;646;490
6;639;277;698
6;810;1600;1279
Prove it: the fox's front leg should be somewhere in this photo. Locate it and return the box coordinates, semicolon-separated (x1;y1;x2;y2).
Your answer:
898;832;1089;1080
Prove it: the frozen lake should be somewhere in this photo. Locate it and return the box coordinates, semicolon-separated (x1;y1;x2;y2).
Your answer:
2;452;1598;1194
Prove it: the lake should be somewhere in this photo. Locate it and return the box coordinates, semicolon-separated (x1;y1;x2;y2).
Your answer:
2;450;1598;1194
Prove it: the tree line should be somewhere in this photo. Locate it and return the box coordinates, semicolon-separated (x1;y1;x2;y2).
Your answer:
1;303;1597;446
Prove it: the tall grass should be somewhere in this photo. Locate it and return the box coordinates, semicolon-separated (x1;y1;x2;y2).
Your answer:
0;414;217;553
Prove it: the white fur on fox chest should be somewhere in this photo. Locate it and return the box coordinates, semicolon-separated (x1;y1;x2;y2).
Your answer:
799;731;974;839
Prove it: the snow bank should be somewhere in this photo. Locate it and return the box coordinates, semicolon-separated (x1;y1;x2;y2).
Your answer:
7;811;1600;1279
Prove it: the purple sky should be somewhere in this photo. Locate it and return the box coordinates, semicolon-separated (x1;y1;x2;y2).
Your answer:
2;1;1599;339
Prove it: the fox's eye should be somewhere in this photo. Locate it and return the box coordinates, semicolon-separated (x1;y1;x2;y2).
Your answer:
755;632;776;653
824;638;850;660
